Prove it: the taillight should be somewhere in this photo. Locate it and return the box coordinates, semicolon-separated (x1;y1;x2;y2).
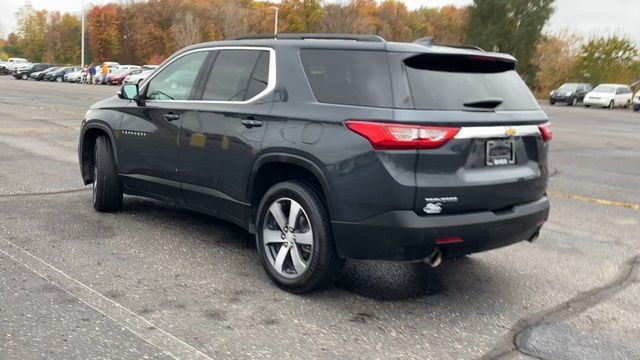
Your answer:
345;120;460;150
538;122;552;142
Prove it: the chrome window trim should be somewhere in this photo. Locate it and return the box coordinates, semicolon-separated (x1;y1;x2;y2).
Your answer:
142;46;276;105
454;125;540;139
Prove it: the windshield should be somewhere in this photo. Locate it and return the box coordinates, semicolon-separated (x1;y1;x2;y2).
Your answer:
592;86;615;93
558;84;578;91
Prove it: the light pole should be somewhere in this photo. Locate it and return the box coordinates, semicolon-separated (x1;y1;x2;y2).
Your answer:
270;6;278;35
81;0;85;67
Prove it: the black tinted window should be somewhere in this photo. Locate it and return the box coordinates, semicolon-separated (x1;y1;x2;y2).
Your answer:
300;49;393;108
146;51;208;100
202;50;268;101
399;53;539;111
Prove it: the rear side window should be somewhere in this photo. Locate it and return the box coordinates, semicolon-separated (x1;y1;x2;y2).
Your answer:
202;50;269;101
395;53;540;111
300;49;393;108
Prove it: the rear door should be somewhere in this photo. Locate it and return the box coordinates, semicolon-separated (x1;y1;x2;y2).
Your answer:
388;52;549;215
178;48;274;225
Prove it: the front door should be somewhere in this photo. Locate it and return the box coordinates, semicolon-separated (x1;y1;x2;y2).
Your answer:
117;50;212;200
179;48;274;225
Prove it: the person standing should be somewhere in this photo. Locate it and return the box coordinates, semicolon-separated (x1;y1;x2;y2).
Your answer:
100;63;109;85
81;65;88;84
88;63;96;85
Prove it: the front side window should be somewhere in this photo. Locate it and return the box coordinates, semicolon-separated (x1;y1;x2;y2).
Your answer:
202;49;270;102
146;51;208;101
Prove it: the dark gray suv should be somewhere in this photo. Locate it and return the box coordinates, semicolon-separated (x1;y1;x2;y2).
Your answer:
79;34;551;293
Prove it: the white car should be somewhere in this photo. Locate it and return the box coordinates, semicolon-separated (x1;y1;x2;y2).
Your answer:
6;58;30;72
633;92;640;112
584;84;633;109
123;69;154;85
64;70;84;82
116;65;141;71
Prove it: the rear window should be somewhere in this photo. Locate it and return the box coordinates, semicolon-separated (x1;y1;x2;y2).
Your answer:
300;49;392;108
393;53;538;111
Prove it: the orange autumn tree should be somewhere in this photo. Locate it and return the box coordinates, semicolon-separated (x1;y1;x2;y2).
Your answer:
86;4;120;63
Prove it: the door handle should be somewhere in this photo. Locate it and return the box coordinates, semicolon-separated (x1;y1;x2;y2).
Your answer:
163;113;180;121
241;119;263;128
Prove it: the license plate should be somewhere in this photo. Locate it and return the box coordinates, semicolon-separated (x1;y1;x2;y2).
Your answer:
486;139;516;166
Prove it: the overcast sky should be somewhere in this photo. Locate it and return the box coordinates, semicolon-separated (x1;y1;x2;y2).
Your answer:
1;0;639;45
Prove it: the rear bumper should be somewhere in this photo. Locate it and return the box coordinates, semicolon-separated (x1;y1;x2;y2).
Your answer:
331;196;550;261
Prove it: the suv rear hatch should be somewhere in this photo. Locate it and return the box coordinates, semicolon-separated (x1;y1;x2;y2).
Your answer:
389;51;550;215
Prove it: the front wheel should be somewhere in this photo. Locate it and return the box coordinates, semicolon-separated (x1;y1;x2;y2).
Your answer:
608;100;615;109
256;181;344;293
21;73;28;80
93;136;123;212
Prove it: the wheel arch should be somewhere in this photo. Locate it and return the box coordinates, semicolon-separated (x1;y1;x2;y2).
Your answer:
247;153;333;233
79;122;119;185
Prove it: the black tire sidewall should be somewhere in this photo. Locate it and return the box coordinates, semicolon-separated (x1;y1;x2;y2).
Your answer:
256;181;339;293
93;136;122;211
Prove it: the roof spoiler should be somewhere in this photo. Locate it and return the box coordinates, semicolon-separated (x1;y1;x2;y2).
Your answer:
414;37;485;52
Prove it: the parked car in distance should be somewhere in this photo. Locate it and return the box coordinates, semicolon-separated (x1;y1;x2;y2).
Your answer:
30;66;59;81
5;58;30;72
584;84;633;108
549;83;592;106
79;34;551;293
142;64;160;70
0;60;8;75
633;92;640;111
64;70;84;83
123;69;154;84
108;69;136;85
115;65;141;71
12;63;55;80
45;66;81;82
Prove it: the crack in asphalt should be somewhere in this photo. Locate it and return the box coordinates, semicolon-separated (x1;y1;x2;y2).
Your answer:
481;255;640;360
0;188;90;198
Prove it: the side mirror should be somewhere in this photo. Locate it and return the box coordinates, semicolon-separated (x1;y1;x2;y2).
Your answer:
119;83;139;101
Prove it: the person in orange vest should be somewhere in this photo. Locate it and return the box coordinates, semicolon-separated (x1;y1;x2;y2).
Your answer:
100;63;109;84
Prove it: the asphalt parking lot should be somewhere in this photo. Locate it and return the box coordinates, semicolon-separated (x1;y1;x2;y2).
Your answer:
0;75;639;360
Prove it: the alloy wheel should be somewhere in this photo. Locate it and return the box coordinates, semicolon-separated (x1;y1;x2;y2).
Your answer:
262;197;314;279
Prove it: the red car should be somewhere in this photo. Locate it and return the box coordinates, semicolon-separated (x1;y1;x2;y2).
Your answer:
109;69;135;85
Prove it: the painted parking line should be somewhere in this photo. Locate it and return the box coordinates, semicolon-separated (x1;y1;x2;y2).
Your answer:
548;191;640;211
0;236;213;360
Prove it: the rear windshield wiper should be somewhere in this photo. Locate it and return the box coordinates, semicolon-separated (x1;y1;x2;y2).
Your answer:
463;98;503;109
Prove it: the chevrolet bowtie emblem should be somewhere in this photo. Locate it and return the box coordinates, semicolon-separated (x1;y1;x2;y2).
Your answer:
504;127;516;136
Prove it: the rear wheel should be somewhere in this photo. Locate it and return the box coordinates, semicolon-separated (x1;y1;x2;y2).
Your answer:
256;181;344;293
93;136;123;212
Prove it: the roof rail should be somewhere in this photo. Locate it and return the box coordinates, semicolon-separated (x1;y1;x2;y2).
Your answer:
231;33;386;43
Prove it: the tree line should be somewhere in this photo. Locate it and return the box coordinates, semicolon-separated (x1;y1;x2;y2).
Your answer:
1;0;638;94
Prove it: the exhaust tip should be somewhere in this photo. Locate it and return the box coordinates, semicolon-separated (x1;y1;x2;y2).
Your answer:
426;248;443;267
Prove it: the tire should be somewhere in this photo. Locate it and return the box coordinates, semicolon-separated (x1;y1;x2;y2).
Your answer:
571;97;577;106
21;73;28;80
92;136;123;212
256;181;344;293
56;76;63;83
624;100;630;109
608;100;615;109
549;100;555;105
585;104;591;108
